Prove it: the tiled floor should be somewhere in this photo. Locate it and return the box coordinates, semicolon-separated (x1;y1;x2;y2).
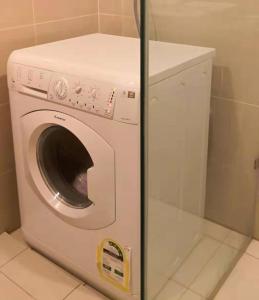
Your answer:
215;239;259;300
154;235;243;300
0;227;256;300
0;230;108;300
149;199;250;300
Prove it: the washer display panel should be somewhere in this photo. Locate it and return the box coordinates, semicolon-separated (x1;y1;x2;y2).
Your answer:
37;126;93;209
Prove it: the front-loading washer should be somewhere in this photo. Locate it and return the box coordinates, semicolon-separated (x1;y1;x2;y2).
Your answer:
8;33;214;300
8;34;141;300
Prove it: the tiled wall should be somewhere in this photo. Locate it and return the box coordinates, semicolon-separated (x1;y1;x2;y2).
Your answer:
99;0;138;37
149;0;259;236
0;0;98;233
2;0;257;237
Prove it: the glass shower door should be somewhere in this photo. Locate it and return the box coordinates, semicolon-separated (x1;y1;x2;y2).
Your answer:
143;0;255;299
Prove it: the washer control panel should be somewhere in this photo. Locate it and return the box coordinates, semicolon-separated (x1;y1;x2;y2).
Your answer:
48;74;117;119
48;74;118;118
8;64;139;123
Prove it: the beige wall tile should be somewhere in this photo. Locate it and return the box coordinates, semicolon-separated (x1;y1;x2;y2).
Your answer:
0;26;35;76
33;0;98;22
0;171;20;233
0;0;33;29
150;0;259;105
0;76;9;105
122;0;134;16
122;16;138;38
206;98;257;234
145;0;259;238
99;15;122;35
36;15;98;44
211;66;223;98
0;105;15;174
99;0;122;15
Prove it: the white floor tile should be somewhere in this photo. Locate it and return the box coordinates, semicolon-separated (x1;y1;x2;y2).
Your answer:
0;273;33;300
11;229;28;248
147;269;169;299
156;280;186;300
180;290;204;300
224;231;249;250
190;244;238;298
65;284;109;300
215;254;259;300
246;240;259;259
202;219;230;242
1;249;81;300
0;233;27;267
173;237;220;287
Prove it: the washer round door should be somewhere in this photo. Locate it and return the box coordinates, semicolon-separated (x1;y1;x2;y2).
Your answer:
22;110;115;229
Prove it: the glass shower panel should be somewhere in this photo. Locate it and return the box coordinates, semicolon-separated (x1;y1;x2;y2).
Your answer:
144;0;255;299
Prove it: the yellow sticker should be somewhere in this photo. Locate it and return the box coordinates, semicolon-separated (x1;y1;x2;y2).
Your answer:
97;239;131;292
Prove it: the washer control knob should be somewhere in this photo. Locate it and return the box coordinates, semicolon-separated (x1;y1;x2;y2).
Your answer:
54;78;68;100
75;86;82;94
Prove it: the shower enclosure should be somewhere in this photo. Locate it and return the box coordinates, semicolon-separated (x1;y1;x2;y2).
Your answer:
142;0;256;299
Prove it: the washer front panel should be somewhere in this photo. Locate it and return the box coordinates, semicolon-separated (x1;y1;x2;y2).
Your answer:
22;110;116;229
8;63;140;125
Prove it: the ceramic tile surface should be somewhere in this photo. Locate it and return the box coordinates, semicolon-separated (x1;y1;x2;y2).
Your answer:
0;232;258;300
246;239;259;259
65;284;109;300
0;273;33;300
0;232;110;300
215;251;259;300
173;237;220;287
224;231;249;250
10;229;28;248
1;248;81;300
156;280;186;300
0;232;26;267
190;244;238;297
202;219;230;242
180;290;204;300
148;198;248;300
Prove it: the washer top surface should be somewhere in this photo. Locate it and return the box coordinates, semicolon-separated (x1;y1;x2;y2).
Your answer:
9;33;215;85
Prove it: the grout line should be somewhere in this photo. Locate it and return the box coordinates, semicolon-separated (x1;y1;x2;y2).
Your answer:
152;236;203;299
99;12;132;17
180;288;207;300
0;247;28;270
152;277;178;300
35;13;98;26
152;219;242;299
184;240;241;298
0;14;97;33
0;241;82;300
31;0;38;45
63;282;84;300
0;271;37;299
97;0;101;32
0;102;9;109
213;95;259;109
0;23;33;33
0;168;15;178
245;251;259;260
172;239;224;296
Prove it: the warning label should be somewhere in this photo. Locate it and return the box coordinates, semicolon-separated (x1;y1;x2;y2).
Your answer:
97;239;131;292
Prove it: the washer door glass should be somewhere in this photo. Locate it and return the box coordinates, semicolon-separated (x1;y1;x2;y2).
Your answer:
37;125;93;209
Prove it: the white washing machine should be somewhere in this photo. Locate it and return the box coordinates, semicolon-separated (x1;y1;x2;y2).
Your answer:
8;33;214;300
